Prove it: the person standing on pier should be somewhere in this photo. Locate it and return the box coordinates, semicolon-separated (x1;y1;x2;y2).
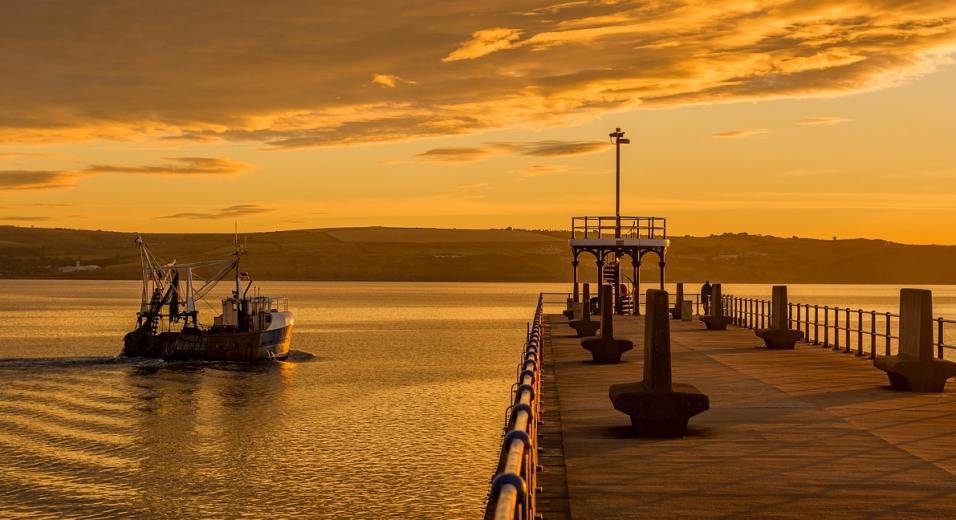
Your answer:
701;280;712;314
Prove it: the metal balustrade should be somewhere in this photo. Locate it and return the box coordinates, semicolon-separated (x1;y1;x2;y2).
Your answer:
722;294;956;361
485;294;544;520
571;216;667;240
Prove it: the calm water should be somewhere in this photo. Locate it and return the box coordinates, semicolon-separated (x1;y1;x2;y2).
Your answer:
0;281;567;519
4;281;956;518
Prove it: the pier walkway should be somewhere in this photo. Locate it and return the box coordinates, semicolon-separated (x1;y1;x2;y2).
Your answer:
540;314;956;519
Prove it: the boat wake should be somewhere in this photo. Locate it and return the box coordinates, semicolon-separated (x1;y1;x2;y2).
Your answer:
0;356;162;368
0;350;316;369
282;349;316;362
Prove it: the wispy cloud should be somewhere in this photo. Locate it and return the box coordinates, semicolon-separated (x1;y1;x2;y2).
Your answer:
371;74;417;88
0;170;83;190
0;215;53;221
154;204;274;220
510;164;571;177
0;152;82;162
418;140;611;162
0;2;953;147
85;157;249;175
0;157;250;192
443;28;523;62
798;117;852;126
777;168;845;178
456;182;488;190
712;129;768;139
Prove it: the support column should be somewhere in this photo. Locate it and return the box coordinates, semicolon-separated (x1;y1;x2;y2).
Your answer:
634;260;642;316
596;256;605;288
572;260;579;289
631;259;638;316
659;261;666;290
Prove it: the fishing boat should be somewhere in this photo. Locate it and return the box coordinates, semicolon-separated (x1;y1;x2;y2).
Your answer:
121;236;294;361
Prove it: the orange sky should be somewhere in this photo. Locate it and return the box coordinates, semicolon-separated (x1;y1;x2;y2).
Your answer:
1;1;955;243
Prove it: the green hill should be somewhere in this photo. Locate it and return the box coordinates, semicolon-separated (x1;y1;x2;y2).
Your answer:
1;226;955;284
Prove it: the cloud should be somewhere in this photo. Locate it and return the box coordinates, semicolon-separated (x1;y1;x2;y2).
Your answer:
443;28;523;62
417;139;611;162
371;74;417;88
456;182;488;190
510;164;571;177
0;215;54;222
777;167;846;177
0;2;953;147
0;170;83;190
0;156;249;193
712;129;769;139
798;117;852;126
85;157;249;175
0;152;82;162
417;147;494;163
154;204;274;220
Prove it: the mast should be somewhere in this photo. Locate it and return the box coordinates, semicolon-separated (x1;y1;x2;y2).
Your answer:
234;223;242;299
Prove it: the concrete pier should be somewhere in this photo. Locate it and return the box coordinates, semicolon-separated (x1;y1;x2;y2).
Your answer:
539;312;956;519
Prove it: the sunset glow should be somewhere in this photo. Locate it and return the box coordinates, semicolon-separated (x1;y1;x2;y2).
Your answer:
1;1;955;242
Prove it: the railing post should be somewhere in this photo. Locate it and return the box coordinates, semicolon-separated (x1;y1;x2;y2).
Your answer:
870;311;877;359
844;308;851;354
833;307;840;351
857;309;864;356
813;305;819;345
760;300;765;329
805;304;811;343
795;303;801;334
938;317;945;360
823;306;829;348
885;312;892;356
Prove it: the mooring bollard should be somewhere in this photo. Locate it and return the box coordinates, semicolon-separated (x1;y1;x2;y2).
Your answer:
580;285;633;364
569;283;600;337
609;289;710;437
873;289;956;392
755;286;804;349
670;282;684;320
699;283;732;330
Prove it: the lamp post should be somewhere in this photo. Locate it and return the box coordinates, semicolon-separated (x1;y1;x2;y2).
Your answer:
609;128;630;238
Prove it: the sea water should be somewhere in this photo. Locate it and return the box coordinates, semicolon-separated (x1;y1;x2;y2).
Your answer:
0;281;565;519
2;280;956;518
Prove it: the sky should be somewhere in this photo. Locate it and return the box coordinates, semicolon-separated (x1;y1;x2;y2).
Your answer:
1;1;955;244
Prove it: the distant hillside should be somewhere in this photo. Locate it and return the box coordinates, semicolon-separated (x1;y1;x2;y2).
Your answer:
2;226;956;284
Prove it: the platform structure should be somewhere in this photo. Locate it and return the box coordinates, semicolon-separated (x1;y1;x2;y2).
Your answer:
569;216;668;315
539;313;956;520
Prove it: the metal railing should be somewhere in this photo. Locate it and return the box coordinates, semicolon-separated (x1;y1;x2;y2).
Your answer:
485;294;544;520
630;292;704;316
723;295;956;361
571;216;667;240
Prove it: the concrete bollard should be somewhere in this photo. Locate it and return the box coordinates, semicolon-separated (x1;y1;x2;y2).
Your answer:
581;285;633;363
699;283;732;330
563;283;581;319
670;282;684;320
755;286;804;349
680;301;692;321
569;283;600;337
874;289;956;392
609;289;710;437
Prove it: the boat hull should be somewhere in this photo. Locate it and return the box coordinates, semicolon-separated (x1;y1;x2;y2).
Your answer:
122;324;294;362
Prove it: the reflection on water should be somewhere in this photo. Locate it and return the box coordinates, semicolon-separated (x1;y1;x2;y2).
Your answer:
0;281;558;518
